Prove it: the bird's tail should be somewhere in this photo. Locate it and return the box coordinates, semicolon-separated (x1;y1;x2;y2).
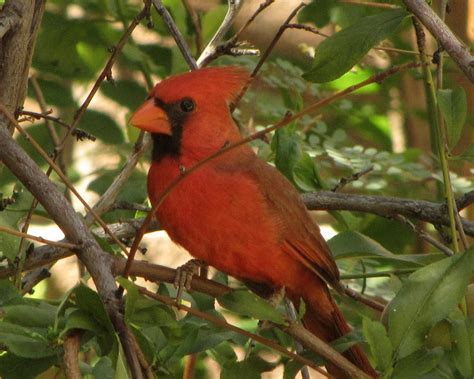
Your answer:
288;278;378;378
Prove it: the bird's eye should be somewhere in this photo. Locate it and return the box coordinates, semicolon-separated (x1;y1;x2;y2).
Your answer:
180;98;195;113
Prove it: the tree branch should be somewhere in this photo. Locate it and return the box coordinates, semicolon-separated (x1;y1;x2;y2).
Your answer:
403;0;474;82
0;124;143;378
196;0;244;67
302;190;474;236
0;0;45;132
151;0;198;70
0;2;22;40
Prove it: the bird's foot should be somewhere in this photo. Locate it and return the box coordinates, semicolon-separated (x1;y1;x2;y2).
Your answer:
174;259;207;303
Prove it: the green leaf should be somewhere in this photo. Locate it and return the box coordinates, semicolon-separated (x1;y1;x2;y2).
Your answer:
437;87;467;149
93;356;115;379
362;318;392;371
451;319;474;377
303;9;408;83
293;153;319;192
221;355;276;379
0;279;20;306
217;290;285;325
0;187;33;261
116;277;139;322
61;309;105;337
388;249;474;358
172;321;237;357
0;322;59;358
272;126;302;181
328;230;444;266
3;305;56;328
0;354;57;379
33;12;116;79
101;80;148;110
391;348;443;379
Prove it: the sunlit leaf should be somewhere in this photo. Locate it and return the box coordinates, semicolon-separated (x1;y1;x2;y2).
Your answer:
304;10;407;82
362;318;392;371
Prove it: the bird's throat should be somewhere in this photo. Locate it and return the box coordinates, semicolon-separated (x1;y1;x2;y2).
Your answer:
151;131;182;162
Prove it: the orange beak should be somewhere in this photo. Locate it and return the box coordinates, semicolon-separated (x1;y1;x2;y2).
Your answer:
129;98;172;135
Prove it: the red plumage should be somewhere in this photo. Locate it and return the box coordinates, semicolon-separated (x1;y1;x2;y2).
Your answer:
131;66;377;378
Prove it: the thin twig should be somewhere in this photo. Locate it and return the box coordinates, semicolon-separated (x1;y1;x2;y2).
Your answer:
152;0;198;70
18;110;96;141
251;3;305;78
196;0;244;67
331;166;373;192
392;215;454;256
341;268;414;279
232;0;275;42
232;2;306;107
21;267;51;295
433;1;468;252
69;2;152;134
285;23;434;58
342;287;384;312
340;0;400;9
284;299;311;379
193;0;274;66
84;134;151;225
0;225;78;250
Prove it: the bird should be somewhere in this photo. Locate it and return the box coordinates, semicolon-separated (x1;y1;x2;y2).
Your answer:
130;66;377;378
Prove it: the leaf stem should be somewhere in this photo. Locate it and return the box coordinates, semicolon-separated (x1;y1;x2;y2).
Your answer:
412;18;459;254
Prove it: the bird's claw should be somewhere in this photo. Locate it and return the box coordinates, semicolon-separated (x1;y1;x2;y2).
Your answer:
174;259;206;303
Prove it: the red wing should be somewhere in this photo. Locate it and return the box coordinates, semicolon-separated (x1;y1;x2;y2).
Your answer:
238;155;340;287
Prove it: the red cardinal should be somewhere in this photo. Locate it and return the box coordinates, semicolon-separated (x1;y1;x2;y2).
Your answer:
130;66;377;378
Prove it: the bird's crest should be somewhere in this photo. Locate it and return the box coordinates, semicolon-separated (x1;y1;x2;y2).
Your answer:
151;66;250;106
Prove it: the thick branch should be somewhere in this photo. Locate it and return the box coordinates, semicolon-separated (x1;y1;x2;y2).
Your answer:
403;0;474;82
0;2;21;39
1;189;472;281
0;125;143;378
0;1;45;131
302;191;474;235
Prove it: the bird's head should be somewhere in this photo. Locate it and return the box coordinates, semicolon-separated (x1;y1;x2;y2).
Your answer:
130;66;250;162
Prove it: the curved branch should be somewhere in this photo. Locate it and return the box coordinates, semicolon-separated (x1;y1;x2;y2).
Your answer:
196;0;244;67
403;0;474;82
